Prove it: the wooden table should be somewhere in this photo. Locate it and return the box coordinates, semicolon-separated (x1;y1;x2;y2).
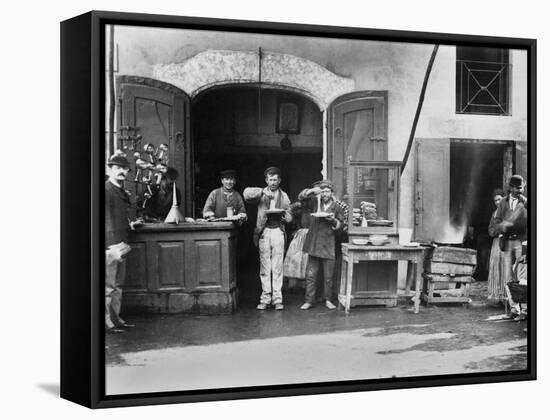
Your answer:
338;244;427;314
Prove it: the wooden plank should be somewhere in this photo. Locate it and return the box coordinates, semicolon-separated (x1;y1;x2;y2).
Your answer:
422;294;471;304
350;297;397;307
430;246;477;265
422;273;474;283
425;261;475;276
437;289;467;297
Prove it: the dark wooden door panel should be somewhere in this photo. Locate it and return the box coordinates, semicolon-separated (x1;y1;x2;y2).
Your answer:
328;92;387;198
124;242;147;290
116;77;192;216
195;240;222;288
414;138;450;242
353;261;398;294
157;241;186;289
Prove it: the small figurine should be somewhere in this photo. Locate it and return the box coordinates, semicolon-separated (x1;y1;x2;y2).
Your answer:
134;158;148;182
143;143;156;164
157;143;169;165
154;162;167;185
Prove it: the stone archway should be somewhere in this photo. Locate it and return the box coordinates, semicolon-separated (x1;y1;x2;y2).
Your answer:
152;50;354;111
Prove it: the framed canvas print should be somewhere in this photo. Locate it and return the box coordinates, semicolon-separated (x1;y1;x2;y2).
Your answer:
61;10;536;408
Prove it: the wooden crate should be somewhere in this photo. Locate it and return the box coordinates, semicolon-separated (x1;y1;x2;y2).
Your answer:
421;274;472;304
424;246;477;275
431;246;477;264
421;247;476;305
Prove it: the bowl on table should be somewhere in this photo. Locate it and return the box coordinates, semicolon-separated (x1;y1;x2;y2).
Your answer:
351;238;369;246
369;234;389;246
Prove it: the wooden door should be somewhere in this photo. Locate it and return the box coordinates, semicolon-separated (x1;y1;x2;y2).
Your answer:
514;141;528;195
414;138;450;242
116;76;193;216
327;91;387;198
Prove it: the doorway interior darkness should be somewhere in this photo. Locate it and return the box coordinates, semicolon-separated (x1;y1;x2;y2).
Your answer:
449;141;512;281
193;86;323;302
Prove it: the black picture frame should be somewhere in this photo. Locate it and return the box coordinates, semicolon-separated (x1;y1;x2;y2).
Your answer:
61;10;537;409
276;99;301;134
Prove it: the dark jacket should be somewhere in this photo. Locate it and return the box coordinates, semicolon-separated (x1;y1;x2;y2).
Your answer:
105;181;131;246
302;199;344;260
493;194;527;241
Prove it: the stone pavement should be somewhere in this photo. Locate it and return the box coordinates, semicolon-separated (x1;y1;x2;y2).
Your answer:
105;283;528;395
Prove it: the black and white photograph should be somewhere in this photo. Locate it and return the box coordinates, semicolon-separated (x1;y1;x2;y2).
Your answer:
5;0;549;417
102;17;533;397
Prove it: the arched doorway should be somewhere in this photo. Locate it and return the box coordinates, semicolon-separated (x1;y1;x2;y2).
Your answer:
192;85;324;302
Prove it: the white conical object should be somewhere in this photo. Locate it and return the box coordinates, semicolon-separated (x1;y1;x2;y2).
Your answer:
164;181;184;224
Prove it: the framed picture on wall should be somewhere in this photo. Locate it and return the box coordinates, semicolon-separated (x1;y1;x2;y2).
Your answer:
61;10;536;409
276;100;301;134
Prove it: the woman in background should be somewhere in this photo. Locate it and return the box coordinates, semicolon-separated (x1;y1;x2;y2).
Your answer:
283;184;317;290
487;189;505;304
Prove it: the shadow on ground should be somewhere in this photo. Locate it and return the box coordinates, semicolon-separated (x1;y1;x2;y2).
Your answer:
36;383;59;397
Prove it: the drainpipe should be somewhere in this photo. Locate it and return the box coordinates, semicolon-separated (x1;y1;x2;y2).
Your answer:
322;110;327;179
401;45;439;175
108;24;116;156
258;47;262;126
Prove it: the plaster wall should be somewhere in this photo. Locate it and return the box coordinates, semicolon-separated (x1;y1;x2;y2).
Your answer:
112;25;528;230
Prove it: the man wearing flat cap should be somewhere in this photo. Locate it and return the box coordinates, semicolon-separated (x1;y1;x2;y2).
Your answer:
202;169;247;221
105;155;137;333
244;166;292;310
299;179;345;310
492;174;528;292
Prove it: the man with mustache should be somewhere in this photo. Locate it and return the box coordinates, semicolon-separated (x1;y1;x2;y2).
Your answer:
493;174;528;317
105;155;137;333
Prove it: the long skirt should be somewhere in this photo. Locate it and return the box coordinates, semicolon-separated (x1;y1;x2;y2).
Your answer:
283;228;309;279
487;237;505;302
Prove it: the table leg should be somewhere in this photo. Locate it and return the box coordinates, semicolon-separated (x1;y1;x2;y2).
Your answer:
345;257;354;315
405;261;414;294
338;258;347;310
414;261;423;314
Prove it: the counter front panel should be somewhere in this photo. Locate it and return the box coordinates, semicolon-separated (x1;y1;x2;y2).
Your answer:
123;222;237;314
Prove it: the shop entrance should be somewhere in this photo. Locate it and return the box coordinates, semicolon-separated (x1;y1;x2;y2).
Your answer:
449;141;513;280
193;86;323;302
415;139;514;281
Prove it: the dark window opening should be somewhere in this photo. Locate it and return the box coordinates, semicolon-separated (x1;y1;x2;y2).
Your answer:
456;46;510;115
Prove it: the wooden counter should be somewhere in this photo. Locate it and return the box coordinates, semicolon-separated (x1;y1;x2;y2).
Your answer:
338;244;427;314
123;222;237;314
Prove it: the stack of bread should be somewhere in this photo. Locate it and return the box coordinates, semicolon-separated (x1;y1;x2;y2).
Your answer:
351;201;378;226
361;201;378;220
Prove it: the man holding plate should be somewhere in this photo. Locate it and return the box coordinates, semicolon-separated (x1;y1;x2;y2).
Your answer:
244;167;292;310
300;180;344;310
